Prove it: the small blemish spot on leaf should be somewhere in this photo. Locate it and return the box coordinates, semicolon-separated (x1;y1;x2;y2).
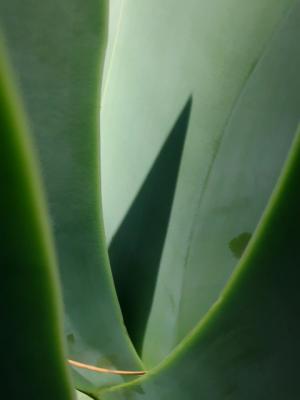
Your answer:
132;384;145;395
229;232;252;259
67;333;75;343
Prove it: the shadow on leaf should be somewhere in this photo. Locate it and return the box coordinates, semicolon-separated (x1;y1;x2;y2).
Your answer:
109;96;192;353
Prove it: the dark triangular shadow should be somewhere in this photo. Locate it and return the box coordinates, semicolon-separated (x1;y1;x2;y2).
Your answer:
109;96;192;353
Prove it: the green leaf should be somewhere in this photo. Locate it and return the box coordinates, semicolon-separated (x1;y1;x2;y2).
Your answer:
0;1;142;395
101;0;299;362
145;0;300;365
100;125;300;398
0;38;73;399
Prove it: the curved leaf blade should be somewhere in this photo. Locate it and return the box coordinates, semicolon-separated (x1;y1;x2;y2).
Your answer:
100;125;300;399
101;0;296;358
0;38;74;400
143;0;300;364
0;1;142;394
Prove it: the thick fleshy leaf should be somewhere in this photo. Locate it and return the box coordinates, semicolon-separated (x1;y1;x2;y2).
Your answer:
101;125;300;398
0;39;73;399
101;0;297;360
0;1;142;395
144;0;300;365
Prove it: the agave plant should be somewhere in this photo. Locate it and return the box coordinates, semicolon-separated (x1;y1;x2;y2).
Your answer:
1;0;300;399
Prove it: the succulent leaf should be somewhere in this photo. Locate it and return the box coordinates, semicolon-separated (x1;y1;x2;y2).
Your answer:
101;124;300;399
0;38;74;400
101;0;300;366
0;1;142;395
